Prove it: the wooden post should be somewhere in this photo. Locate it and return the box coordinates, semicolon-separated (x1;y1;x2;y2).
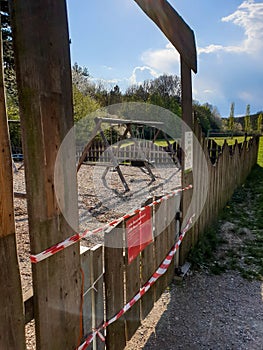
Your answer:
179;57;194;263
9;1;81;348
181;57;193;129
0;19;26;350
104;224;126;350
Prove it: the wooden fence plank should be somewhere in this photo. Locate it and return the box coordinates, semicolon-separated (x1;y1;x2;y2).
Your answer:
90;245;104;350
10;1;81;348
154;200;169;301
81;246;92;348
140;240;155;320
104;223;126;350
124;243;141;341
166;195;180;284
140;200;155;320
0;24;26;349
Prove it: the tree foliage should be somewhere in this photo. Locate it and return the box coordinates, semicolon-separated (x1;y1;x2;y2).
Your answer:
193;102;222;135
244;104;251;133
257;113;262;134
228;102;235;133
0;0;19;117
72;85;100;122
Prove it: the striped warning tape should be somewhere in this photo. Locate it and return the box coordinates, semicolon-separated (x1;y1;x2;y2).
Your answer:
77;214;195;350
30;185;193;263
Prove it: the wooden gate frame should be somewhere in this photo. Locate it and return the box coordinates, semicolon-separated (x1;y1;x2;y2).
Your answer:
0;1;196;348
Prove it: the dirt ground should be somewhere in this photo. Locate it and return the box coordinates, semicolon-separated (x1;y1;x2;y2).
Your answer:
13;162;263;350
125;272;263;350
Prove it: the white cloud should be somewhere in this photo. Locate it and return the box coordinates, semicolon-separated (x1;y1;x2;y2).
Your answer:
141;43;180;73
102;65;113;71
129;66;159;85
222;0;263;53
198;44;243;55
199;0;263;55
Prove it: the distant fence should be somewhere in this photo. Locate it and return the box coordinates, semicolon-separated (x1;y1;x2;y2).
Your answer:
76;139;182;166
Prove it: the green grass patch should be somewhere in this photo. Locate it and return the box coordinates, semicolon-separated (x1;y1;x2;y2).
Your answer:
154;139;176;147
189;164;263;280
257;136;263;166
209;136;252;146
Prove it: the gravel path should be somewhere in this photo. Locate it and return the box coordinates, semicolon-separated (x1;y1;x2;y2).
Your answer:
125;272;263;350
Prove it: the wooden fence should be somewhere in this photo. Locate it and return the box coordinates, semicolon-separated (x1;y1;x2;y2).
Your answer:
179;123;259;262
78;195;180;350
2;118;260;349
76;139;182;166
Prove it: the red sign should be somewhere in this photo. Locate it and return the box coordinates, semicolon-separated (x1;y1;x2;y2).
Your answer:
126;206;153;264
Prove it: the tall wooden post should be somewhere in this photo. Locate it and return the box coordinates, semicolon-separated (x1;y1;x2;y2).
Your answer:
0;19;26;349
180;57;194;263
9;1;81;349
134;0;197;264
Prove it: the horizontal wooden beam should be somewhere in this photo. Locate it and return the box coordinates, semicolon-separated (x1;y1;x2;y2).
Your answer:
96;117;164;127
134;0;197;72
14;191;27;199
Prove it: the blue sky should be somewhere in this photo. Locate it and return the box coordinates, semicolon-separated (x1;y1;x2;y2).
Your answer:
67;0;263;117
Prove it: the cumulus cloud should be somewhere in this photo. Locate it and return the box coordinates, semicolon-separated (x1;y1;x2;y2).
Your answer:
199;0;263;55
141;43;180;73
129;66;159;85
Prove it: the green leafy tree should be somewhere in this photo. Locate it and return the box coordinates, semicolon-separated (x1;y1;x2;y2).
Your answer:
109;84;122;105
1;0;19;117
228;102;235;135
73;85;100;122
244;104;251;133
193;102;222;135
257;113;262;134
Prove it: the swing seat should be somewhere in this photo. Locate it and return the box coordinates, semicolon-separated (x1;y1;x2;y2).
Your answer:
12;153;23;161
121;159;154;167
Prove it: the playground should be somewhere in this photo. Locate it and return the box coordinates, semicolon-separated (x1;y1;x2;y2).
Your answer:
0;1;262;350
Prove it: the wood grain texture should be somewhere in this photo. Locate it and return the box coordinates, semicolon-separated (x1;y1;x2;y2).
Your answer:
9;1;81;348
154;201;169;301
0;23;26;349
104;223;126;350
90;245;104;350
124;242;141;340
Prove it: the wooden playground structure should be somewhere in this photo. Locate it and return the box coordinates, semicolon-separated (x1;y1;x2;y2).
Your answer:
77;116;179;191
0;1;259;349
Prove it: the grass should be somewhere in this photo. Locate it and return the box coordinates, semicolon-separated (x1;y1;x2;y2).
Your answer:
154;139;176;147
189;135;263;280
210;136;252;146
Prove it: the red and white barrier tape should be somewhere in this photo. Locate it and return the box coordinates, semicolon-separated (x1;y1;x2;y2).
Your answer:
30;185;193;263
77;214;195;350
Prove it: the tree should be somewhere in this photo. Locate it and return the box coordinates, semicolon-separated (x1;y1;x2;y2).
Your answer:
257;113;262;134
228;102;235;136
0;0;18;100
72;62;96;96
124;83;149;102
244;104;251;133
193;102;222;135
148;74;181;100
73;85;100;122
0;0;19;117
109;84;122;105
